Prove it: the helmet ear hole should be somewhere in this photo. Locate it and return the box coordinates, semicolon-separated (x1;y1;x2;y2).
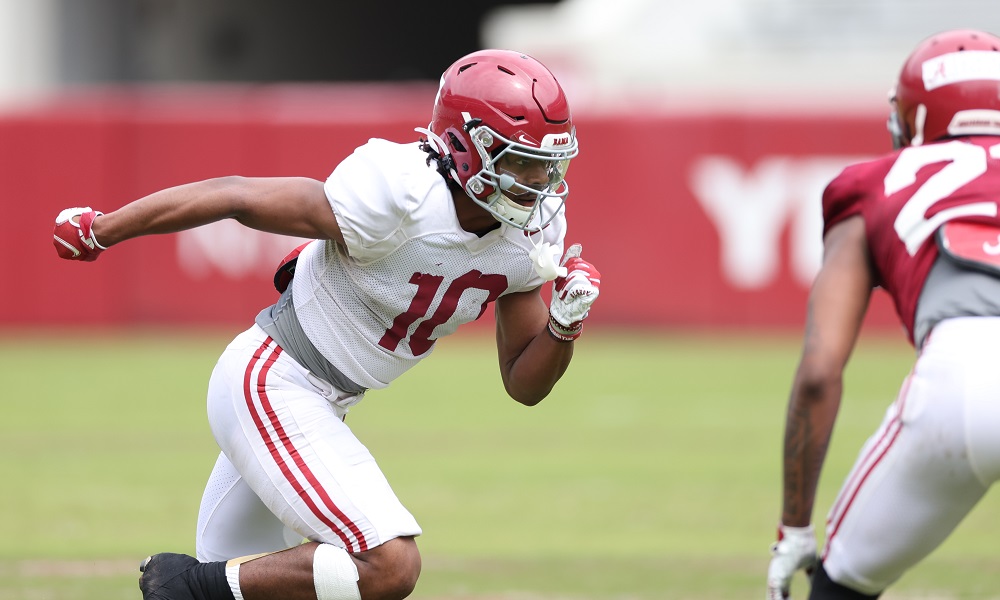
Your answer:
442;127;474;175
446;132;466;153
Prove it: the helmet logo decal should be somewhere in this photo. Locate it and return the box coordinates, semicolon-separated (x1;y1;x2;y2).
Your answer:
923;51;1000;91
541;132;574;148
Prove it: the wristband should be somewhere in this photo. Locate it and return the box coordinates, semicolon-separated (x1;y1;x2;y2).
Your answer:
80;210;108;250
547;315;582;342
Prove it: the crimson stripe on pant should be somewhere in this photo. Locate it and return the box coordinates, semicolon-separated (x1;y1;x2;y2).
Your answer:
822;378;911;560
242;337;369;552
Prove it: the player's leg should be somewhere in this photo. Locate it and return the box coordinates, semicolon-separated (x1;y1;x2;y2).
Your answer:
196;452;304;562
956;319;1000;487
189;325;421;599
143;539;420;600
141;326;423;599
817;319;997;597
233;536;420;600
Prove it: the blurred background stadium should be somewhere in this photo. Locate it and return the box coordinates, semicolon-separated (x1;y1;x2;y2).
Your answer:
2;1;999;598
7;0;1000;334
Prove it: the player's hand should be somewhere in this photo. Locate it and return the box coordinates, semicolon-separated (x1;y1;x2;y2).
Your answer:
766;524;818;600
53;207;106;261
273;241;311;293
548;244;601;341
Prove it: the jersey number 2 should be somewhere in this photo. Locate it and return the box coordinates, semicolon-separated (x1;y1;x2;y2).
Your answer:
887;141;1000;255
378;271;508;355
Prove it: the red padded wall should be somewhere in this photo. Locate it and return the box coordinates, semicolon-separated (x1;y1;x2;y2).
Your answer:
2;84;900;333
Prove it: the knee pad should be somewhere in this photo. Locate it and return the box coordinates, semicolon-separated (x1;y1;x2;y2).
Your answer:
314;543;361;600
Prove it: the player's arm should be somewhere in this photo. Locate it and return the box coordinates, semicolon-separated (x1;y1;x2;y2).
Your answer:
781;215;874;527
494;245;601;406
494;288;573;406
767;215;874;599
54;176;345;260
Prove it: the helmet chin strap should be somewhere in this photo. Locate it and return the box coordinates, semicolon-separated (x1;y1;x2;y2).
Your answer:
415;125;463;183
415;126;447;156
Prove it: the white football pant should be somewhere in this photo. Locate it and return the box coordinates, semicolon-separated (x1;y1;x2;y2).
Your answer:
195;325;421;561
822;317;1000;594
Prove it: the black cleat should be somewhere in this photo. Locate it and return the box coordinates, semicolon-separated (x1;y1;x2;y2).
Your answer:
138;553;200;600
138;552;235;600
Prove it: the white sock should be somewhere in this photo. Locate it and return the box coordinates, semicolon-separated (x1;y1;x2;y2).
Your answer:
225;563;244;600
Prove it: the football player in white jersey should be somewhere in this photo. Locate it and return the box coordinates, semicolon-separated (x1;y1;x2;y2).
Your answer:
53;49;601;600
767;30;1000;599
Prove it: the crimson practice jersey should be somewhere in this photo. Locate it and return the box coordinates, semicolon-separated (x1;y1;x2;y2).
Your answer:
822;136;1000;345
291;138;566;390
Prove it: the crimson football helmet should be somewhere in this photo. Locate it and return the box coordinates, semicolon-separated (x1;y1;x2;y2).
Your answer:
889;29;1000;148
420;49;578;231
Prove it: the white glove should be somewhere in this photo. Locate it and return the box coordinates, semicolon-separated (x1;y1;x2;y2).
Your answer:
766;524;817;600
547;244;601;341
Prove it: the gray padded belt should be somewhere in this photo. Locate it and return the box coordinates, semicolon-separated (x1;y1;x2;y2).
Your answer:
255;287;367;396
914;254;1000;349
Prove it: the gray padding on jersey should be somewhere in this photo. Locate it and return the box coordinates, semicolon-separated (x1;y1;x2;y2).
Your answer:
914;255;1000;348
256;288;367;395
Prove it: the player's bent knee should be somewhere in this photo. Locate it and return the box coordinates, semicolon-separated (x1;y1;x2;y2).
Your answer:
388;537;421;598
354;536;421;600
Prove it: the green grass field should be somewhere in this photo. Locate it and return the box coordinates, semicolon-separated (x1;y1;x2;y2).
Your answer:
1;328;996;599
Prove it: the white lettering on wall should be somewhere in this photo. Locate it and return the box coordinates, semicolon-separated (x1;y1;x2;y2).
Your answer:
690;155;865;289
177;221;308;279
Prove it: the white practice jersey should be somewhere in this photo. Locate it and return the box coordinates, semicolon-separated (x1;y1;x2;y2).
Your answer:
291;138;567;390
